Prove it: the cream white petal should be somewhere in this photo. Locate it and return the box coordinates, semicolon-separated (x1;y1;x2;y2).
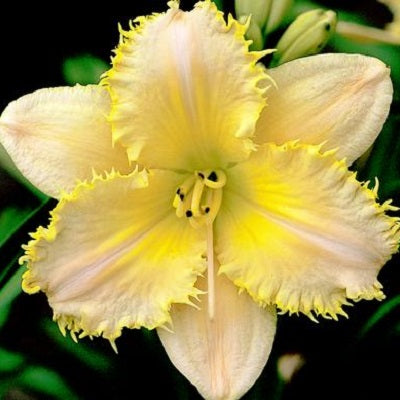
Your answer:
0;85;130;198
255;53;393;164
105;0;269;171
217;143;400;319
21;169;206;342
158;272;276;400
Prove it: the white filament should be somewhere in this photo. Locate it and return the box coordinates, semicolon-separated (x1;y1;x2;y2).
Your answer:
207;223;215;321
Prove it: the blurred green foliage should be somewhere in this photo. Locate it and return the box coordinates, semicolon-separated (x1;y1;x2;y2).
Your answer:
43;320;112;373
17;366;78;400
0;267;23;329
62;55;109;86
0;348;24;374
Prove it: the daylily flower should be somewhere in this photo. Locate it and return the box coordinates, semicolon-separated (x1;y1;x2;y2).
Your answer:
0;1;399;399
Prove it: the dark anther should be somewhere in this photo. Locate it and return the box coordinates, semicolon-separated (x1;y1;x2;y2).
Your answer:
324;23;331;31
198;172;205;179
176;188;181;194
185;210;193;218
204;207;210;214
207;171;218;182
179;193;185;201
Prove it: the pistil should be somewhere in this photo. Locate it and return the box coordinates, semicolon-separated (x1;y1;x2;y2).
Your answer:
207;222;215;321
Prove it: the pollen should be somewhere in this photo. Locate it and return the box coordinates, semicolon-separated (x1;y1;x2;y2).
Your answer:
173;169;227;227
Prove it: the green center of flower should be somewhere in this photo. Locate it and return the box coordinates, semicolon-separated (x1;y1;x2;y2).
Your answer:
173;169;227;227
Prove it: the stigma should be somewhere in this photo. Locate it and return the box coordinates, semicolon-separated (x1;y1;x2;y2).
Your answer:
173;169;227;228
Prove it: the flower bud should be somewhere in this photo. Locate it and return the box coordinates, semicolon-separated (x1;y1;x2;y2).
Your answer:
264;0;293;34
235;0;272;30
336;0;400;47
380;0;400;36
336;21;400;46
277;353;305;383
239;15;264;51
272;9;337;66
235;0;292;35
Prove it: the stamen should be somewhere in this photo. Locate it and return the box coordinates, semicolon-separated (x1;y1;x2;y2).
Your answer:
189;216;203;229
174;170;226;226
203;189;213;211
207;171;218;182
191;179;205;216
207;223;215;321
204;169;227;189
173;188;184;208
174;175;196;218
205;188;223;224
172;194;181;209
180;175;196;195
176;192;192;218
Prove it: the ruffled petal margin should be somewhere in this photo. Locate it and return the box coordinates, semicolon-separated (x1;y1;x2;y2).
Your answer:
104;0;272;171
216;142;400;320
21;169;206;347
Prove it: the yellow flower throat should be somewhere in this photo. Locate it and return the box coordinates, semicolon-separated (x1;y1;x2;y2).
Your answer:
173;169;227;228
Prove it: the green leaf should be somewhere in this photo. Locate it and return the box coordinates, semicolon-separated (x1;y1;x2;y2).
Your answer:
0;207;32;249
63;54;109;85
335;9;370;26
0;147;48;201
0;266;24;330
18;365;78;400
358;114;400;199
212;0;223;10
0;347;25;373
43;320;112;373
0;199;52;286
0;199;51;251
359;295;400;337
287;0;320;20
